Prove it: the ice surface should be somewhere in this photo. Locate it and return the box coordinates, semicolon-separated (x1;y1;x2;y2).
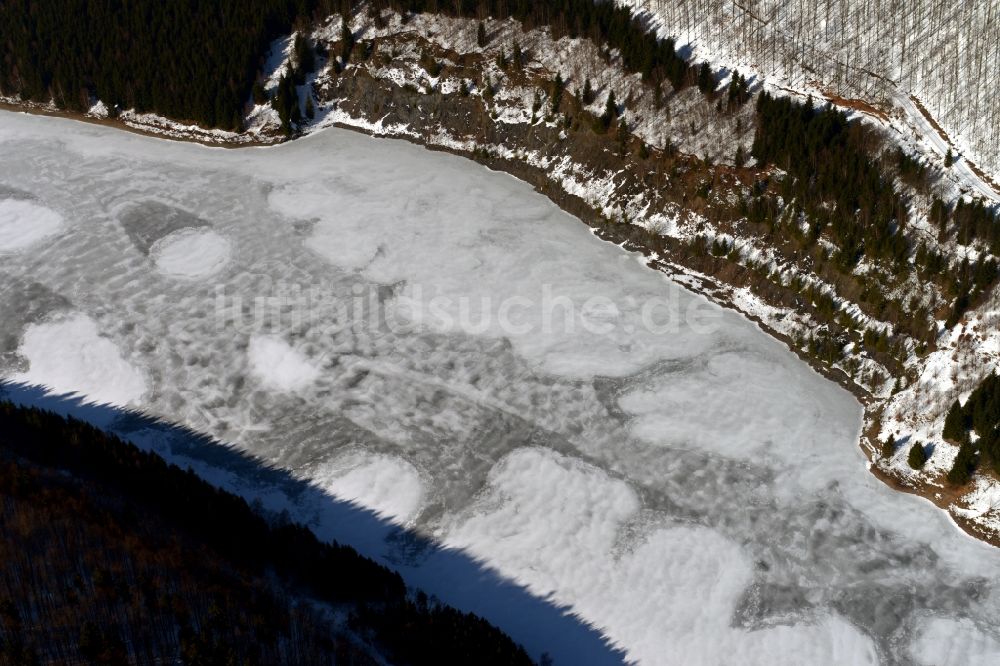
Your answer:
0;198;64;252
309;450;424;525
909;616;1000;666
2;111;1000;665
151;228;231;279
248;335;321;392
12;313;146;407
445;448;880;665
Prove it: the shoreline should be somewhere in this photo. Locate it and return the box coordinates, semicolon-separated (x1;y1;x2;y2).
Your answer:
2;101;995;550
0;100;280;149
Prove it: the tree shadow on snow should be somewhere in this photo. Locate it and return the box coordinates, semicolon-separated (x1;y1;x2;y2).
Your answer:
0;380;628;666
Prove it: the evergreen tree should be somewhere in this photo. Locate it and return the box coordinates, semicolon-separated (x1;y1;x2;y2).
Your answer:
295;34;316;75
582;77;594;105
512;41;523;69
420;48;441;77
1;0;708;133
550;72;564;114
477;21;488;48
602;90;618;126
0;0;319;129
698;63;714;94
0;401;535;666
340;18;355;63
617;117;629;154
907;442;928;469
752;92;911;270
947;442;977;486
945;149;954;168
271;71;299;136
252;81;267;105
943;399;967;442
726;73;750;109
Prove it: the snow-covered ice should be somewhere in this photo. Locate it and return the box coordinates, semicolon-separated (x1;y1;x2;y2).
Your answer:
909;616;1000;666
310;450;425;525
248;335;320;392
0;198;64;252
12;313;146;407
150;227;232;279
2;110;1000;665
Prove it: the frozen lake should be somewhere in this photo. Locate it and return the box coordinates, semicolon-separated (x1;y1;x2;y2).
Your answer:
2;111;1000;665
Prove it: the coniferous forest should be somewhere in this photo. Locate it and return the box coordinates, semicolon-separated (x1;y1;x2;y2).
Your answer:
0;401;534;665
0;0;709;131
381;0;697;90
752;93;908;270
942;375;1000;484
0;0;321;130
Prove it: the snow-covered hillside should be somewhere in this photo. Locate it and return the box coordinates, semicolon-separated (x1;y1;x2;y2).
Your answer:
623;0;1000;184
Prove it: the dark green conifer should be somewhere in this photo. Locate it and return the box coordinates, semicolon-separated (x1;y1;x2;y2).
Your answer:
550;72;564;114
947;442;977;486
907;442;928;469
698;63;713;94
943;399;967;442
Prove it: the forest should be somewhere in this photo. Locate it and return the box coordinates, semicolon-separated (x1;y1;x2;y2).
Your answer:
0;0;710;131
752;92;908;271
380;0;699;91
0;400;534;665
0;0;321;130
632;0;1000;180
751;92;999;331
942;375;1000;484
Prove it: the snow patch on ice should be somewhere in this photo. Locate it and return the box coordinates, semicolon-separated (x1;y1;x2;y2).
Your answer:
910;616;1000;666
268;182;384;271
247;335;320;392
619;350;808;459
13;314;146;407
444;447;878;665
310;451;424;525
0;199;64;252
150;228;232;279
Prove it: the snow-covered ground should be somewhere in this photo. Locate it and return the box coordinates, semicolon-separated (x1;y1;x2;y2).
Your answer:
621;0;1000;186
3;110;1000;665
